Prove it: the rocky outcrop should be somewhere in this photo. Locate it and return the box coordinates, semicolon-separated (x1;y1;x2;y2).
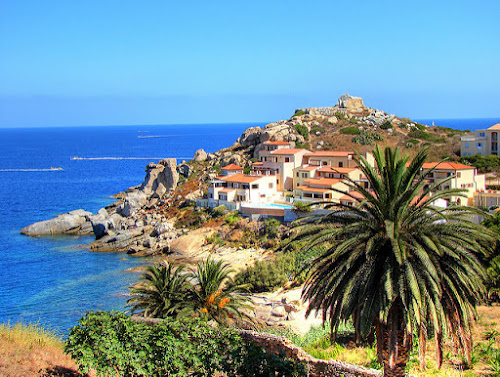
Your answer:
140;159;179;198
193;149;208;161
338;94;365;109
20;210;94;236
237;127;262;147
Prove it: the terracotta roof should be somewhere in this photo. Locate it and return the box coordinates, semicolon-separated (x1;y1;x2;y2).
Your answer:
263;141;291;145
317;166;356;173
270;149;310;155
222;163;244;171
340;191;365;201
252;161;264;166
303;178;343;187
221;173;262;184
296;185;332;193
422;162;475;170
297;165;319;171
305;151;354;157
219;188;236;193
488;123;500;130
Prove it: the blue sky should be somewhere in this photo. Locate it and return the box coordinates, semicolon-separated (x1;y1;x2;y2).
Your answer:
0;0;499;127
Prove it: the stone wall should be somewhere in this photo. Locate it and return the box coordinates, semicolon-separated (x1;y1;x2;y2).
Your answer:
239;330;382;377
131;317;382;376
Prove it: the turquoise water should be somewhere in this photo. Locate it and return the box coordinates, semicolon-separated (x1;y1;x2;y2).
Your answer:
0;123;256;335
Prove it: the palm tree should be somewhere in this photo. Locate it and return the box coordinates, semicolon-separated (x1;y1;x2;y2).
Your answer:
294;146;494;376
183;258;254;326
127;262;192;318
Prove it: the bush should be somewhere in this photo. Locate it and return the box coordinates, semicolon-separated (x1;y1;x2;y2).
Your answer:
243;166;251;174
211;205;227;218
66;311;307;377
293;201;312;212
234;254;297;292
334;111;346;120
340;126;360;135
295;142;309;149
459;154;500;173
224;212;240;226
294;124;309;141
263;218;281;239
380;121;393;130
407;129;445;143
352;131;384;145
292;110;306;117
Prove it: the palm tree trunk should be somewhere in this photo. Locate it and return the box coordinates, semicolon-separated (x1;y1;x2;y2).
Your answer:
375;300;411;377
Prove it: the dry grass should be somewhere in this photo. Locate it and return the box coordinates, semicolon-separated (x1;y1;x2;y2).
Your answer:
332;305;500;376
0;322;89;377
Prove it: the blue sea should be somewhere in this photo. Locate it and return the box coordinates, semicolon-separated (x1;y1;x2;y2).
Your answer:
0;118;498;336
0;123;255;336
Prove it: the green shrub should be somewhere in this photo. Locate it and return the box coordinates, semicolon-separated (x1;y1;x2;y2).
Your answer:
334;111;346;120
459;154;500;173
293;201;312;212
340;126;360;135
233;253;297;292
380;121;393;130
352;131;384;145
66;311;307;377
224;212;240;226
294;124;309;141
264;218;281;239
211;205;227;217
243;166;251;174
295;142;309;149
407;129;445;143
293;110;306;117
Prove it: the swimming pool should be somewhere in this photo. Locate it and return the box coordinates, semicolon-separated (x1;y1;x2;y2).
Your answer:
242;203;293;209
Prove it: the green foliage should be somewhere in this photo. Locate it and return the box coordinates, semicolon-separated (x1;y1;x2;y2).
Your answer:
233;253;297;293
310;125;325;134
293;146;495;373
243;166;251;174
250;157;259;163
295;142;309;149
408;129;445;143
352;130;384;145
340;126;360;135
211;204;227;218
294;124;309;141
205;232;225;246
334;111;346;120
127;262;191;318
65;311;307;377
293;201;312;212
224;211;240;226
293;110;306;117
264;218;281;239
380;121;393;130
459;154;500;173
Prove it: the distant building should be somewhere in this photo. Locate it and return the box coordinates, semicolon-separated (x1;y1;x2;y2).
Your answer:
461;123;500;156
421;162;485;205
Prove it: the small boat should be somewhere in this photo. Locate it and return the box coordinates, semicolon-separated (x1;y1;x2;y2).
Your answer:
70;156;83;160
50;167;63;171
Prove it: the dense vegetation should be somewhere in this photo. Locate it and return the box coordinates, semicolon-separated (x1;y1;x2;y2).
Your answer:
128;259;253;326
65;311;306;377
291;146;495;376
460;154;500;173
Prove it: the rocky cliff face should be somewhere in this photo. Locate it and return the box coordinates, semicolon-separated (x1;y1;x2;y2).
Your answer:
21;158;181;256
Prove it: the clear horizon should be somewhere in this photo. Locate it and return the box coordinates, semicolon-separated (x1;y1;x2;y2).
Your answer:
1;0;499;127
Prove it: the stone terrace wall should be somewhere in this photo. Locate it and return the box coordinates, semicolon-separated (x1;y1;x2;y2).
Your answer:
132;316;382;376
239;330;382;377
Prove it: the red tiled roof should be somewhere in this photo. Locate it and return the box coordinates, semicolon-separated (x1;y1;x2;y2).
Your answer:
422;162;475;170
219;188;236;193
488;123;500;130
263;141;291;145
340;191;365;201
270;149;310;155
305;151;354;157
303;178;343;187
222;163;244;171
296;185;332;193
297;165;319;171
252;161;264;166
221;173;262;184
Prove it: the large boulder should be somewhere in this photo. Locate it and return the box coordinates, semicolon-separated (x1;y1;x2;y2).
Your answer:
338;94;365;109
140;158;179;198
193;149;208;162
20;209;93;236
237;127;262;147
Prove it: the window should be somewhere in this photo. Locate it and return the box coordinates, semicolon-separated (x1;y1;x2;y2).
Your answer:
296;172;299;177
477;142;482;150
285;157;290;162
297;183;299;187
208;193;213;198
465;142;469;148
301;173;307;178
251;184;259;189
322;161;328;166
457;172;461;178
277;179;280;184
339;162;343;167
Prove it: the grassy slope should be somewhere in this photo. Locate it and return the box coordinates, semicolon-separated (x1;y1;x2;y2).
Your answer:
0;323;89;377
